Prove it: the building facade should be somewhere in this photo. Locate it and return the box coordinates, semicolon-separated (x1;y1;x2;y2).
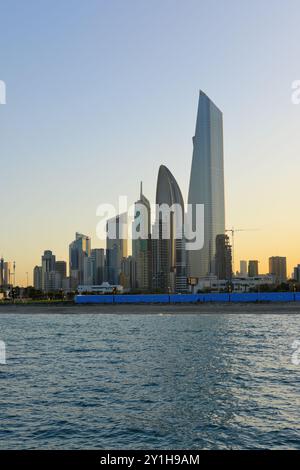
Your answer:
215;234;232;280
69;233;91;287
132;182;152;291
106;213;128;285
152;165;187;293
269;256;287;284
248;260;259;277
188;91;225;278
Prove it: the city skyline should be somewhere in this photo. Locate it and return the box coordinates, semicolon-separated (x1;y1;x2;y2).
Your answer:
1;0;300;284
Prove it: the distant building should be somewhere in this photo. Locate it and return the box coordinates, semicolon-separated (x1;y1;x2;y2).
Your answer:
45;271;62;292
83;256;94;285
293;264;300;282
41;250;56;291
269;256;287;284
3;262;12;285
91;249;105;285
194;274;275;293
0;258;4;286
188;91;225;278
132;183;152;291
239;260;248;277
106;213;128;285
120;256;136;289
69;233;91;287
77;283;123;294
33;265;42;290
248;260;259;277
55;261;67;280
215;234;232;280
152;165;187;293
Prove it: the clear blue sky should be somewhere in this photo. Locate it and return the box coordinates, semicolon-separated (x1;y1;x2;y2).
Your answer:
1;0;300;283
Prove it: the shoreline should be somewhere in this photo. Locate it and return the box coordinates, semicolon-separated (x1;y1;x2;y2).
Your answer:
0;302;300;314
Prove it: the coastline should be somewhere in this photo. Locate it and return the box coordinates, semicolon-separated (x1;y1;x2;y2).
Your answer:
0;302;300;314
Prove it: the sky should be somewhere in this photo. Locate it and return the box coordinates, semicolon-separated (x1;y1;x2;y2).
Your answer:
1;0;300;285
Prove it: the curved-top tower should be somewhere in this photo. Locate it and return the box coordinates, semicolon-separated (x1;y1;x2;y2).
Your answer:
152;165;187;293
188;91;225;278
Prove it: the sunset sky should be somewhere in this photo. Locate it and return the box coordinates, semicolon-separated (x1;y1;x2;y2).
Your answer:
1;0;300;285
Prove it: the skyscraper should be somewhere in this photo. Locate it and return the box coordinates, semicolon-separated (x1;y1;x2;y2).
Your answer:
106;213;128;285
41;250;56;291
132;182;152;291
215;234;232;280
248;260;259;277
188;91;225;278
240;260;248;277
69;232;91;287
152;165;187;293
33;265;42;291
0;258;4;286
91;248;105;285
269;257;287;284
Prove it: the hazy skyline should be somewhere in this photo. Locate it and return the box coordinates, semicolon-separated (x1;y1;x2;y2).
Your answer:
1;0;300;284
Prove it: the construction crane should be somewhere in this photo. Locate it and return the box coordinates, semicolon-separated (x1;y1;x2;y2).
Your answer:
225;228;259;274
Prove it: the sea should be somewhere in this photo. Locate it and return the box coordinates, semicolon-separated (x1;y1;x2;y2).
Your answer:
0;304;300;449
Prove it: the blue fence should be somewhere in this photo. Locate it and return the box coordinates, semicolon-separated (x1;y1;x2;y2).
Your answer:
75;292;300;304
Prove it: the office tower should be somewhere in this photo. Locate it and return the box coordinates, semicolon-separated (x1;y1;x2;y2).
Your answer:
55;261;67;280
152;165;187;293
293;265;300;282
33;266;42;290
52;261;66;290
248;260;259;277
83;256;94;285
188;91;225;278
41;250;56;291
69;232;91;286
3;262;12;285
132;182;152;291
240;260;248;277
45;271;62;292
120;256;137;289
269;256;287;284
91;249;105;285
0;258;4;286
106;213;128;285
215;234;232;280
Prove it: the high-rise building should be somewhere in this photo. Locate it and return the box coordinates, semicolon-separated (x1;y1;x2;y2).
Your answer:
248;260;259;277
152;165;187;293
0;258;4;286
55;261;67;280
269;257;287;284
83;256;94;285
3;262;12;285
188;91;225;278
41;250;56;291
91;249;105;285
293;264;300;282
120;256;137;289
240;260;248;277
106;213;128;285
33;265;42;290
69;233;91;287
132;182;152;291
215;234;232;280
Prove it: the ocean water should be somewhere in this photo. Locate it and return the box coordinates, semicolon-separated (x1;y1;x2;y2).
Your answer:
0;307;300;449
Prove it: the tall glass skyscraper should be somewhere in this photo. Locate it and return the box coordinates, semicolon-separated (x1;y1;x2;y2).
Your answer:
188;91;225;278
152;165;187;293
